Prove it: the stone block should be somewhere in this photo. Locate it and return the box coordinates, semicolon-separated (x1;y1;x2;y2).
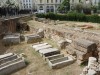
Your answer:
0;53;14;60
0;54;17;65
3;35;20;46
37;28;44;38
32;43;48;49
0;57;26;75
73;39;97;52
35;45;52;52
57;40;68;49
48;56;74;69
66;45;76;56
27;35;42;43
46;54;64;62
39;48;60;57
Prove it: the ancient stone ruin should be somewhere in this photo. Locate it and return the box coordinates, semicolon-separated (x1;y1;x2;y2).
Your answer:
32;43;75;69
80;57;100;75
0;53;26;75
2;33;21;46
67;38;98;65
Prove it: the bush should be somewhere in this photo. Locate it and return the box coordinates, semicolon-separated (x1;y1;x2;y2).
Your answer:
67;12;86;21
36;14;46;18
87;15;100;23
36;12;100;23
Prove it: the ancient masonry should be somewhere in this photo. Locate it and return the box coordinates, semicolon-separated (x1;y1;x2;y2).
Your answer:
34;18;100;64
0;53;26;75
44;27;100;63
80;57;100;75
32;43;75;69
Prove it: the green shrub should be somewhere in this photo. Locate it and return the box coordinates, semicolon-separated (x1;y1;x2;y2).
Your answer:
36;12;100;23
36;14;46;18
87;15;100;23
66;12;86;21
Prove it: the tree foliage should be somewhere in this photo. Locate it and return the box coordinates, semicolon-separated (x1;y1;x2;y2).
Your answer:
58;0;70;13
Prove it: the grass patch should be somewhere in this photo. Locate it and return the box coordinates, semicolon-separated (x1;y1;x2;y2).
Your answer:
43;38;58;48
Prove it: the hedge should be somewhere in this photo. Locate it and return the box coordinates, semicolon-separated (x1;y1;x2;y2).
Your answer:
36;12;100;23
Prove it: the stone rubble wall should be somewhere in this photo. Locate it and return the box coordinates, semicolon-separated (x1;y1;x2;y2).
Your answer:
80;57;100;75
44;27;100;64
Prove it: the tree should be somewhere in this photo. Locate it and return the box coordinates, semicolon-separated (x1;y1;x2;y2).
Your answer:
75;3;83;13
58;0;70;13
2;0;19;16
98;2;100;10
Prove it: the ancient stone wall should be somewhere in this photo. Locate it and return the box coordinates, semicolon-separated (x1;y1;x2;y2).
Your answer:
44;27;100;47
44;27;100;64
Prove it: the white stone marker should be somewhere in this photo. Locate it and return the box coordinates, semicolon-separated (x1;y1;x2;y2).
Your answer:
39;48;58;54
35;45;52;51
88;57;97;68
0;53;14;60
32;43;48;48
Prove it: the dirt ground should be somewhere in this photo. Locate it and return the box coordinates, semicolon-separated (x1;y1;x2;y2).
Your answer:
0;20;100;75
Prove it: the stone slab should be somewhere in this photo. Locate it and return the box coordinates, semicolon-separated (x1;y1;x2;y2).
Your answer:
3;35;20;45
27;35;42;43
39;48;59;54
0;58;26;75
0;54;17;65
0;53;14;60
32;43;48;49
48;56;74;69
35;45;52;51
46;54;64;62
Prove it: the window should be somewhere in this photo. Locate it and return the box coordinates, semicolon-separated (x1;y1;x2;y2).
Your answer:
56;0;58;3
29;6;31;8
40;0;42;3
50;6;54;12
39;6;43;10
46;6;50;12
51;0;53;3
23;0;25;2
47;0;49;3
72;0;74;2
60;0;61;3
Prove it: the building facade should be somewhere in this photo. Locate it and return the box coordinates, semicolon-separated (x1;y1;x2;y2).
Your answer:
35;0;63;13
70;0;100;10
19;0;35;10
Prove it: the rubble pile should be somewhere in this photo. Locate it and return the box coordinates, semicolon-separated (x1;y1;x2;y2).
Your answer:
80;57;100;75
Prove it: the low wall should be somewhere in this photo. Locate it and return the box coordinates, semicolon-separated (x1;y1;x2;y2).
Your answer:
44;27;100;47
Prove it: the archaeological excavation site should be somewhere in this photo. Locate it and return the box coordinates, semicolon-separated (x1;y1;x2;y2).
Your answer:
0;15;100;75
